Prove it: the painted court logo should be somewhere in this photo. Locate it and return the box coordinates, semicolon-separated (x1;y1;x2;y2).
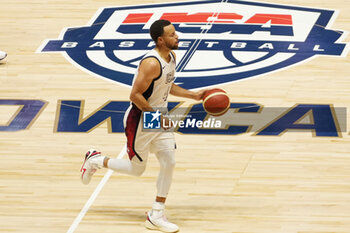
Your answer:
38;0;349;89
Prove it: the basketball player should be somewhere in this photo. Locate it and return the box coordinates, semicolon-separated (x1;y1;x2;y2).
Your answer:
80;20;205;232
0;51;6;61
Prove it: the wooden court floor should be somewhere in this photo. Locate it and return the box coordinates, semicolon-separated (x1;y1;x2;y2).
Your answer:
1;0;350;232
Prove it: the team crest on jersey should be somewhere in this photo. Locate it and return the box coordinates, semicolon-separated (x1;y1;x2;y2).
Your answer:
38;0;349;89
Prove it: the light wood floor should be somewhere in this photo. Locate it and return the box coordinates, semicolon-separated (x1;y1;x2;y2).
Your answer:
0;0;350;232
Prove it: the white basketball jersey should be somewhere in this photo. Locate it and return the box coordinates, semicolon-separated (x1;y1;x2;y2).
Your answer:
123;49;177;162
133;49;176;109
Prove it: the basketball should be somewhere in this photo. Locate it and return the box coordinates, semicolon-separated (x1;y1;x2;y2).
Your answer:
202;88;230;116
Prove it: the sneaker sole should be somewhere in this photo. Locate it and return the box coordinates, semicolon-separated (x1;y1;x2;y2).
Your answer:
0;53;7;61
145;220;179;233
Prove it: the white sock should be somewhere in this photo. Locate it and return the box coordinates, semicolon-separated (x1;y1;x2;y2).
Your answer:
151;202;165;217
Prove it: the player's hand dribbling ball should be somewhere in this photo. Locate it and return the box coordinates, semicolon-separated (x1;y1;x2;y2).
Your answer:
202;88;230;116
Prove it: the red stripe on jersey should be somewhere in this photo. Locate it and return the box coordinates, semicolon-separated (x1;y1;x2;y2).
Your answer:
125;104;143;161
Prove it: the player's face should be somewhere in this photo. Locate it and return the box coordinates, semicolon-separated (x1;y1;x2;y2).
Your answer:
161;24;179;50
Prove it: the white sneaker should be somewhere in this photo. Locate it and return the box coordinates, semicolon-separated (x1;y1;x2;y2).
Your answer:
80;149;105;185
0;51;6;61
145;203;179;233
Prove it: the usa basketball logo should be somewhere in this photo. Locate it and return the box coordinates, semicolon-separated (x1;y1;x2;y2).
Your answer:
38;0;349;89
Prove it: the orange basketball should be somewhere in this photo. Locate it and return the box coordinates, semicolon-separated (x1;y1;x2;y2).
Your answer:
202;88;230;116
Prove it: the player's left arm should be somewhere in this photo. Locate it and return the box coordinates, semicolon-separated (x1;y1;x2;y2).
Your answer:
169;51;205;100
170;83;205;100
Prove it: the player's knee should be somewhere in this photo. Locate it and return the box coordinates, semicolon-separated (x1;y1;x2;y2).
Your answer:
166;156;176;169
134;167;146;176
131;161;146;176
158;150;176;170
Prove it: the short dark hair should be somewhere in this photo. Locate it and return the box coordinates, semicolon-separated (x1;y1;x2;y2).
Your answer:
150;19;171;43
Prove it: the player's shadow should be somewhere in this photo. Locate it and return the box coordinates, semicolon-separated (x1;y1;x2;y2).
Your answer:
89;203;237;223
89;207;147;221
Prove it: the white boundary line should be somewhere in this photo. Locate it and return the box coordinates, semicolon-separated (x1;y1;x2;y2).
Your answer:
66;145;127;233
176;0;228;73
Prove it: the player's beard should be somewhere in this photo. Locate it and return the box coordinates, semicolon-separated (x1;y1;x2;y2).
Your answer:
166;40;178;50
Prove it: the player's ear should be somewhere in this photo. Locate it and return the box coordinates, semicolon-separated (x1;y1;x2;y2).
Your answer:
157;36;164;45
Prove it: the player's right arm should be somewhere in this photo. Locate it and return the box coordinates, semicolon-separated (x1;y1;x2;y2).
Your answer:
130;57;173;129
129;58;160;112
